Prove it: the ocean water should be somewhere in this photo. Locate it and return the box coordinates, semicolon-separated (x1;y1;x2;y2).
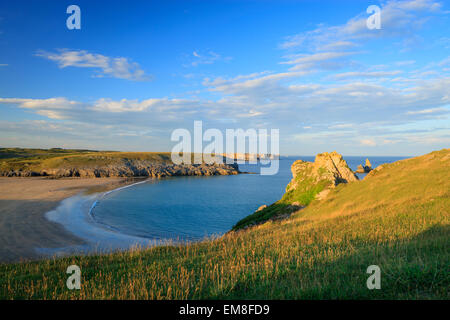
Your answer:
86;156;406;243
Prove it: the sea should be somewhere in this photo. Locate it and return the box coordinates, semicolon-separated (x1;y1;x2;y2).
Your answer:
41;156;407;256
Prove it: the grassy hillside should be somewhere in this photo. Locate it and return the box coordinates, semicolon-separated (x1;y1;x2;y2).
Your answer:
0;149;449;299
232;152;357;230
0;147;99;160
0;148;173;173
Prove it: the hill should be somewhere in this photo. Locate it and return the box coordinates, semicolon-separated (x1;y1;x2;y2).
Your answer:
0;149;448;299
0;148;239;177
232;151;359;230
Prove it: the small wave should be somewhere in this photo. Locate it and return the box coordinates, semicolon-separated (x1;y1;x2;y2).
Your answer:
88;179;150;227
43;191;159;257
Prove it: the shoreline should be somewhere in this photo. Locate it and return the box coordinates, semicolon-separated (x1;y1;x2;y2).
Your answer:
41;189;158;259
0;177;141;263
88;179;150;229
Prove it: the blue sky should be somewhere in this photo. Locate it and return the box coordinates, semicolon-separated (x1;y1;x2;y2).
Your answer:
0;0;449;155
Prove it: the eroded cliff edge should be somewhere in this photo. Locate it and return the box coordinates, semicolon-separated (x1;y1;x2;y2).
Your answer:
0;150;240;178
232;151;358;230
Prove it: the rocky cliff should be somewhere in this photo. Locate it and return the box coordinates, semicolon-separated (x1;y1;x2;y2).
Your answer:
232;151;358;230
282;151;358;205
0;159;240;178
356;158;373;173
286;151;358;193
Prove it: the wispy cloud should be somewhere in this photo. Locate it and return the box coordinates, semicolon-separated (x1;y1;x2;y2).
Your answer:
406;107;449;115
360;138;377;146
395;60;416;66
332;70;403;80
280;0;445;51
189;50;231;67
35;49;149;81
1;0;449;154
1;76;449;130
280;51;358;71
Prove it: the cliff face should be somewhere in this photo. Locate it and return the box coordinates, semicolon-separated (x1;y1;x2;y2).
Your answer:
0;160;240;178
356;158;373;173
284;151;358;204
287;151;358;193
221;153;277;161
232;151;358;230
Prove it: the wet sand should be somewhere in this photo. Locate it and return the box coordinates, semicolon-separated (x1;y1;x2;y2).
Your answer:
0;177;130;263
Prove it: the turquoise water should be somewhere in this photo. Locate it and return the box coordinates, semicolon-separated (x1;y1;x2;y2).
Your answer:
90;156;406;242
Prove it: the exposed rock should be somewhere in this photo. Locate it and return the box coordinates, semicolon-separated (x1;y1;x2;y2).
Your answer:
364;158;373;172
366;164;384;178
256;205;267;212
287;151;358;192
0;160;240;178
316;189;331;200
355;158;373;174
285;151;358;203
232;151;358;231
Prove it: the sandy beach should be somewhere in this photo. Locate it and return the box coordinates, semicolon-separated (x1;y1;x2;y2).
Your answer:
0;177;131;263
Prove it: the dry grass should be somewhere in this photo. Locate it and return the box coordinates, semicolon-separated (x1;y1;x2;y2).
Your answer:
0;149;449;299
0;149;174;173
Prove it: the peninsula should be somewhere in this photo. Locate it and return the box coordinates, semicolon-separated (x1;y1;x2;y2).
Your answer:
0;148;448;299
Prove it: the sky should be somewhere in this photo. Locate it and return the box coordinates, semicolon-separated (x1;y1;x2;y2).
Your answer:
0;0;449;156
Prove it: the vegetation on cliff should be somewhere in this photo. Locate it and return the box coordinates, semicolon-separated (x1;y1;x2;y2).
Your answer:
0;148;239;177
1;149;448;299
233;151;358;230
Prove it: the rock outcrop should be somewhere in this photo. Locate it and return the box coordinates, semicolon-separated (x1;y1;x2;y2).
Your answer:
232;151;358;231
221;153;277;161
356;158;373;173
256;205;267;212
364;158;373;172
366;164;383;178
0;160;240;178
287;151;358;192
284;151;358;204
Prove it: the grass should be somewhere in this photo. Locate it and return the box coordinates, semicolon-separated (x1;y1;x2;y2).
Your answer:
0;147;99;160
232;162;334;230
0;148;226;174
231;203;291;230
0;148;175;173
0;149;449;299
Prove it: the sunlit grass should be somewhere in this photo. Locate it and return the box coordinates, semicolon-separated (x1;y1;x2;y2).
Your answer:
0;149;448;299
0;148;175;173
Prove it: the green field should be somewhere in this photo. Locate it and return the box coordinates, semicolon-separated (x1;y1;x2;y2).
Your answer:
0;148;174;173
0;149;449;299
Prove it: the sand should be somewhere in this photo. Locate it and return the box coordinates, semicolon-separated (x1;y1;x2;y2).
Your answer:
0;177;131;263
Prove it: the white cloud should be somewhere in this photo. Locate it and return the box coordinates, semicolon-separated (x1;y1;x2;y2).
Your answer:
35;49;149;81
280;0;445;51
1;0;449;154
406;107;449;115
280;51;358;71
2;76;448;130
190;50;231;67
332;70;403;80
0;97;82;119
360;139;377;146
329;123;354;129
395;60;416;66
